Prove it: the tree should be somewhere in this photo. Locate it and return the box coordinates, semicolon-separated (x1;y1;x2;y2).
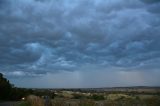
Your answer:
0;73;12;100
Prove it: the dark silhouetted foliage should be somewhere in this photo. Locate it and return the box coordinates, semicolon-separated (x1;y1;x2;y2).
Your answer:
0;73;12;100
0;73;34;101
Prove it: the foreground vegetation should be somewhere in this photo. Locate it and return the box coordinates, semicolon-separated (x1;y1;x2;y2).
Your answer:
0;73;32;100
0;73;53;101
18;101;30;106
18;91;160;106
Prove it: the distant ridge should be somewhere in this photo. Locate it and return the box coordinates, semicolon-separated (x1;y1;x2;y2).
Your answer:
26;86;160;90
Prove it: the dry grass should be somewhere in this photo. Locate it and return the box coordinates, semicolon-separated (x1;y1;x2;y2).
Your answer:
107;94;133;100
24;93;160;106
26;95;44;106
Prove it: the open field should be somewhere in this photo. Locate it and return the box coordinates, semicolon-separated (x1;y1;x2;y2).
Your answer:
1;86;160;106
15;87;160;106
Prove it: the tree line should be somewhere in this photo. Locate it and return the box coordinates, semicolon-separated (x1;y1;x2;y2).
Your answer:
0;73;33;101
0;73;55;101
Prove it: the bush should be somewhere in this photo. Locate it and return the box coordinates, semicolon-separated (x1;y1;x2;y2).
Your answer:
72;94;85;99
90;94;105;101
79;99;95;106
27;95;44;106
143;96;160;106
0;73;12;100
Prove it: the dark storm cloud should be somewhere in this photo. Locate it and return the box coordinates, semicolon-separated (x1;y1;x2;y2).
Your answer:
0;0;160;77
141;0;160;4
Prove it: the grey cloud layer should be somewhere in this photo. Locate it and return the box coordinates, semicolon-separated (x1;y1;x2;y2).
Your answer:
0;0;160;77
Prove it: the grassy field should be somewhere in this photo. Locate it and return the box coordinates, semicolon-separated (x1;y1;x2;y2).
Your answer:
18;102;30;106
20;90;160;106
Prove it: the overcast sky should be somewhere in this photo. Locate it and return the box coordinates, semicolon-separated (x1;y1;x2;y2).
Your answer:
0;0;160;88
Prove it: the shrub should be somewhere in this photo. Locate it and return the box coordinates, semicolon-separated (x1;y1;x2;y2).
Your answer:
72;94;85;99
27;95;44;106
90;94;105;101
79;99;95;106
